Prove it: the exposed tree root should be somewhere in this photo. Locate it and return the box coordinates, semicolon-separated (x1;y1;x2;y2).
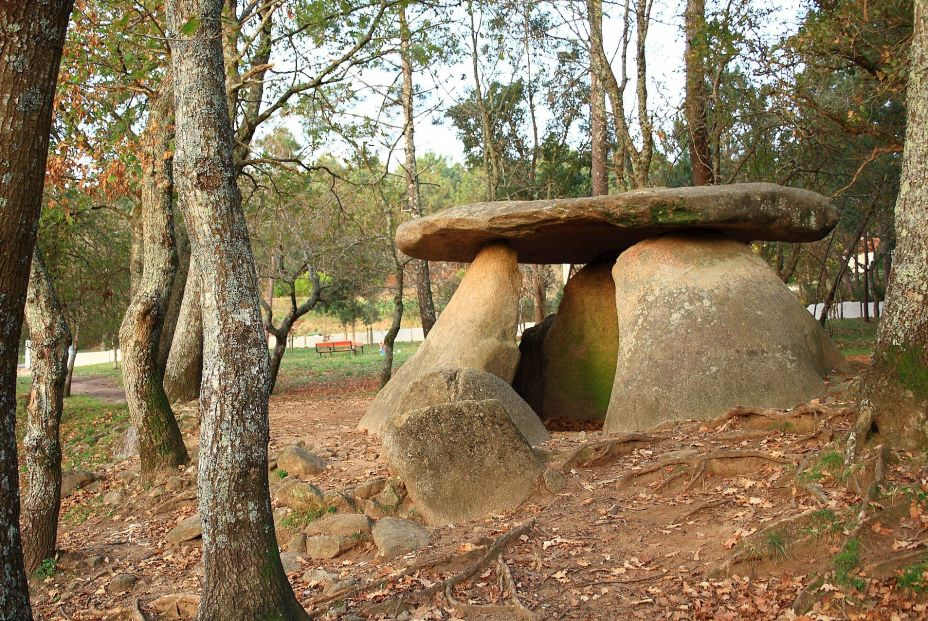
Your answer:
444;558;540;620
618;450;795;492
710;508;820;578
562;433;665;469
706;404;851;436
336;520;536;619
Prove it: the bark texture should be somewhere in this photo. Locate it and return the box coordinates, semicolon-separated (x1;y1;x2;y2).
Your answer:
684;0;714;186
166;1;308;618
22;249;71;575
118;77;189;481
589;3;608;196
0;2;73;617
158;209;190;374
862;0;928;447
164;269;203;403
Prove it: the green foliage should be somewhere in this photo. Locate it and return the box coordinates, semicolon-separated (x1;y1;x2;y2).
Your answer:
897;558;928;592
32;558;57;581
276;469;289;480
280;505;337;530
798;450;848;484
833;538;865;589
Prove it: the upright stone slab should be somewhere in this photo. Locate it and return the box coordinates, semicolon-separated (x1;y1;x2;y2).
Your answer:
604;232;847;433
512;314;556;415
358;243;521;434
539;260;619;422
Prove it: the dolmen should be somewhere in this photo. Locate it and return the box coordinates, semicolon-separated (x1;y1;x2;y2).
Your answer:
361;183;846;524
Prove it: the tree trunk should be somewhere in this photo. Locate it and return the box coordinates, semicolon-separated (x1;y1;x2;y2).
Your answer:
63;325;77;398
467;0;500;200
862;0;928;447
684;0;714;186
22;249;71;576
118;77;189;482
399;4;437;337
863;232;871;322
590;68;608;196
166;1;308;618
819;202;875;326
0;2;73;616
159;210;190;374
532;266;546;324
164;268;203;403
380;266;405;389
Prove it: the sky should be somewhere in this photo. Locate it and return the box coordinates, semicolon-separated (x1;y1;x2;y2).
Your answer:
270;0;807;168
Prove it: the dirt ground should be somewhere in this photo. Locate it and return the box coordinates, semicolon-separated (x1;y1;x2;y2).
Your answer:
27;365;928;621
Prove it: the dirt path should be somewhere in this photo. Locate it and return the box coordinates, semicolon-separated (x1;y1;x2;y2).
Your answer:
68;375;127;403
27;373;928;620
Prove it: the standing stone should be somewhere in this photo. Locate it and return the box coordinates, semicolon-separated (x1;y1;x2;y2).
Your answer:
383;399;544;525
398;367;549;445
359;244;522;434
604;233;847;432
540;259;619;422
512;314;556;415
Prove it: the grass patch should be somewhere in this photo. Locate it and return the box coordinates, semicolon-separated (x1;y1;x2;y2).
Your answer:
828;319;878;358
275;469;289;480
272;343;419;394
802;508;846;537
280;506;337;530
798;450;848;484
898;558;928;592
833;538;865;589
15;382;129;472
765;531;787;557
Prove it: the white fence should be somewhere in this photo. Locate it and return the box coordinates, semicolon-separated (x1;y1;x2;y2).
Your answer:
20;327;425;370
806;301;884;321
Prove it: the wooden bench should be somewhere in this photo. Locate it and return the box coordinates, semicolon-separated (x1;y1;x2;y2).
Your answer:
315;340;365;356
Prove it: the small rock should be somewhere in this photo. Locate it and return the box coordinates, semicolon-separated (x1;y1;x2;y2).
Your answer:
324;578;359;595
322;489;357;513
61;470;97;497
273;480;325;512
102;490;124;506
373;481;404;509
372;518;430;558
165;476;185;492
543;469;567;493
304;513;371;538
302;567;337;588
277;445;327;477
106;573;137;594
166;514;202;545
353;477;386;500
279;552;304;574
304;535;350;560
285;533;307;554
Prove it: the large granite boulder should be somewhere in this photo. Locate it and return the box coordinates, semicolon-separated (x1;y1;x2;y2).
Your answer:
512;314;557;415
383;399;544;525
603;232;847;432
358;244;522;434
397;183;837;263
398;368;549;445
540;259;619;422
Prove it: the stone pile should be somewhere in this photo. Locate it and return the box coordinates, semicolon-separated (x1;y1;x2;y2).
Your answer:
363;182;846;524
